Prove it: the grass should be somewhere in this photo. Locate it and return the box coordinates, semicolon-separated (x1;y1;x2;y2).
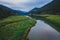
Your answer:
39;15;60;32
42;15;60;32
0;15;36;40
29;14;60;32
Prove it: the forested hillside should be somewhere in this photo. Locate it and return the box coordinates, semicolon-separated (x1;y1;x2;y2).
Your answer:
0;5;28;19
29;0;60;15
0;5;17;19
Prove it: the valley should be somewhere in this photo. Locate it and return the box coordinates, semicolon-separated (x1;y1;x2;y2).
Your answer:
0;0;60;40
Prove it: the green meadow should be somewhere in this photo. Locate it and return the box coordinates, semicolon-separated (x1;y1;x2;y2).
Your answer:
0;15;36;40
29;14;60;32
39;15;60;32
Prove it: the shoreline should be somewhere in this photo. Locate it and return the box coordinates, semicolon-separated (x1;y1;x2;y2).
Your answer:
21;20;36;40
29;15;60;32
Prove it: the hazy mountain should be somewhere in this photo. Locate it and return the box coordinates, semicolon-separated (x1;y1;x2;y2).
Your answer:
14;10;28;15
0;5;27;19
28;8;39;14
28;0;60;15
0;5;17;19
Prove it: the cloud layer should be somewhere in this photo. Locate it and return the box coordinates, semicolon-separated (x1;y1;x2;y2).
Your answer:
0;0;53;12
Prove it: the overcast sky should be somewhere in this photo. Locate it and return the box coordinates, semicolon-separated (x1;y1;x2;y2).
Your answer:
0;0;53;12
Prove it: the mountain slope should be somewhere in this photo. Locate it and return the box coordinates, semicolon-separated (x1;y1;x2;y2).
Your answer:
29;0;60;15
0;5;28;19
14;10;28;15
0;5;36;40
0;5;17;19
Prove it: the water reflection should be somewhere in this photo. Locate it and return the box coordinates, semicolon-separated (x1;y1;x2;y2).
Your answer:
28;20;60;40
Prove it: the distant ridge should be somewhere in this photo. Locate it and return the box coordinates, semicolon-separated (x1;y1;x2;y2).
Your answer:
0;5;17;19
0;5;27;19
29;0;60;15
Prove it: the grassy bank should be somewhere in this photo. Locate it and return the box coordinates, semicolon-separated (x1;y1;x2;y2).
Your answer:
0;15;36;40
40;15;60;32
29;14;60;32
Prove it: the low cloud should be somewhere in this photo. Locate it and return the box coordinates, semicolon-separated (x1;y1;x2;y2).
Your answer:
0;0;53;12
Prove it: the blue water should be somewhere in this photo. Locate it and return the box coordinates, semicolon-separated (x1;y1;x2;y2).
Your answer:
28;20;60;40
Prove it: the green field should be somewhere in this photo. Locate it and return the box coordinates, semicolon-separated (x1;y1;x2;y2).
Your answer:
29;14;60;32
0;15;36;40
39;15;60;32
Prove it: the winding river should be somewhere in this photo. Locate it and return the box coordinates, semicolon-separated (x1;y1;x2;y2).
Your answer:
27;20;60;40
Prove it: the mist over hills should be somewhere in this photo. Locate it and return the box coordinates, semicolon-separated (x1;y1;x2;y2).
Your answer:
0;5;16;19
0;0;60;19
14;10;28;15
0;5;27;19
28;0;60;15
